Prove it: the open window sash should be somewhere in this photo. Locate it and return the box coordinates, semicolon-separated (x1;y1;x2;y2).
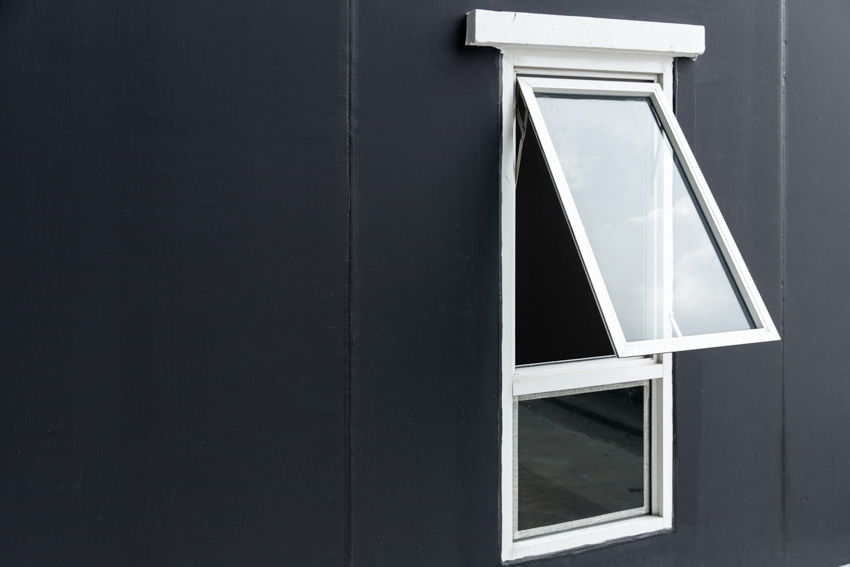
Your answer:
517;77;779;358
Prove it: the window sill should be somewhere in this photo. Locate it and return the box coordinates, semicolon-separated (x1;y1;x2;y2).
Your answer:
507;515;672;562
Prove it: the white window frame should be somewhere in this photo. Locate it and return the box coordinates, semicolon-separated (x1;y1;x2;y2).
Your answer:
465;10;711;561
516;76;779;357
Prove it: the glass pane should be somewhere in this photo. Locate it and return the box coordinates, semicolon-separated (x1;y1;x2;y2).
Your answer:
517;385;647;534
515;109;614;365
535;94;755;342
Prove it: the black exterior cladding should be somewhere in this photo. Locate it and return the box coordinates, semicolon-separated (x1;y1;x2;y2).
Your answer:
0;0;848;565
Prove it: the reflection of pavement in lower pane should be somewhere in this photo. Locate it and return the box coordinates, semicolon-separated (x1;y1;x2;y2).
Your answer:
518;390;645;531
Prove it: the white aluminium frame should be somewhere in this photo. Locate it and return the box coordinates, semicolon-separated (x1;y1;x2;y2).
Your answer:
465;10;706;561
517;77;780;357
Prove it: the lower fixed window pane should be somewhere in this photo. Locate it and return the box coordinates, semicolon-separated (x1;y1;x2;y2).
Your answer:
516;383;649;538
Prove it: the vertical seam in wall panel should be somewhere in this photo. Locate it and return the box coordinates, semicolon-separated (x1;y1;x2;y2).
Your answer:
779;0;787;564
344;0;355;563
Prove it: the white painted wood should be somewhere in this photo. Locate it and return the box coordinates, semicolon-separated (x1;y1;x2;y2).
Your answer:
466;10;705;59
616;328;779;357
516;507;646;540
509;516;669;561
513;365;662;397
498;53;517;561
515;355;656;379
650;353;672;524
513;360;663;397
512;49;670;80
522;75;657;96
661;60;674;106
660;353;673;525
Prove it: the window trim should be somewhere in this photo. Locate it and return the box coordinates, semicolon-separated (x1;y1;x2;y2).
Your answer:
516;76;780;357
508;355;672;560
501;67;675;562
463;10;736;561
514;379;652;540
466;10;705;58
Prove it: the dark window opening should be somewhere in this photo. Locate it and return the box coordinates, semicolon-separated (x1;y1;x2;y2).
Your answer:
515;116;614;365
517;386;647;533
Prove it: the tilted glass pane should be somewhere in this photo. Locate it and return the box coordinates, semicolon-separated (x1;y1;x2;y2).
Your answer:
517;385;647;535
536;95;755;342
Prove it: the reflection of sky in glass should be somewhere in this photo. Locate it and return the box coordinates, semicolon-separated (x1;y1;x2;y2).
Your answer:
536;95;754;341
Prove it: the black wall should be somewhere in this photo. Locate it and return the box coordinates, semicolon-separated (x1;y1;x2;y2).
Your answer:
785;1;850;564
0;1;349;565
1;0;848;566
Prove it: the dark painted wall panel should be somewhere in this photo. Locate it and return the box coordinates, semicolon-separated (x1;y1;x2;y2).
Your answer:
350;4;502;566
2;0;847;564
353;1;784;566
785;1;850;565
0;1;349;565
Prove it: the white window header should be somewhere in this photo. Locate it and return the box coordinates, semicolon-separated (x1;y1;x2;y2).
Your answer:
465;10;705;59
